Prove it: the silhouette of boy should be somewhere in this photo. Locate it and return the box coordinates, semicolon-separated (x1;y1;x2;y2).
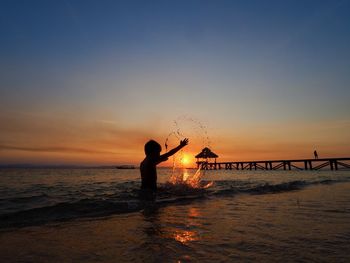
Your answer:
140;138;189;194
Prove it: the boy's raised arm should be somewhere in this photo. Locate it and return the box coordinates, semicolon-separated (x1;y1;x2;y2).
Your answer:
160;138;189;159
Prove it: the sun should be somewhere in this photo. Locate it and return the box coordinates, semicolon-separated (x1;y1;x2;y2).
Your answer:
180;154;192;167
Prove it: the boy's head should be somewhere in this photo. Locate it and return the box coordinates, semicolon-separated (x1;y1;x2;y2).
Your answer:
144;140;162;156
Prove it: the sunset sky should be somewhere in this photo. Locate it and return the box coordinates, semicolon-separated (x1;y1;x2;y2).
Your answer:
1;0;350;166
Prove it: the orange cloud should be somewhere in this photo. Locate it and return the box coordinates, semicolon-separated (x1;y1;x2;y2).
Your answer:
0;112;160;165
1;111;349;165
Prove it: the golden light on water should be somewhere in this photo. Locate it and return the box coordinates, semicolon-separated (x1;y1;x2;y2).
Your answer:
173;208;201;244
183;170;190;181
174;230;198;244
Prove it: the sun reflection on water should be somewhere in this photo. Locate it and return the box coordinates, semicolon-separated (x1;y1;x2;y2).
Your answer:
174;230;198;244
189;207;200;218
173;207;202;245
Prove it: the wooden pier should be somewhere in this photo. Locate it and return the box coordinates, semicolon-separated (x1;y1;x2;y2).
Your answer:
197;158;350;171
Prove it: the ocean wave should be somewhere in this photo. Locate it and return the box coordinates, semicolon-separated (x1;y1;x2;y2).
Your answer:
0;199;141;229
0;193;49;203
0;194;207;229
0;178;348;230
211;180;307;196
211;178;347;197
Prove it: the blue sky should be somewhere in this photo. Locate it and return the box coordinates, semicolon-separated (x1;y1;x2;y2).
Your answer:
1;0;350;164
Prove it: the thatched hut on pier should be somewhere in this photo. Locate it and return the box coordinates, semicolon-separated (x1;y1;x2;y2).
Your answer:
195;147;219;168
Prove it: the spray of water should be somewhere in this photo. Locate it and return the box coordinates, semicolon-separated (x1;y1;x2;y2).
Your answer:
164;116;213;190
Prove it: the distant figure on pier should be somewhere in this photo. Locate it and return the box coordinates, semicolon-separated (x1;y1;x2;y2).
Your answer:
314;150;319;159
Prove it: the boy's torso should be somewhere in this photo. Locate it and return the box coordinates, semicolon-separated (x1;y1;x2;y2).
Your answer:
140;157;157;190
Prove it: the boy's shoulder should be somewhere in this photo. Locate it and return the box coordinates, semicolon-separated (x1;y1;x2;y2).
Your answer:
141;156;157;166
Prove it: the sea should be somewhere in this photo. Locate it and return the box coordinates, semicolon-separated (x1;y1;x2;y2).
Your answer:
0;167;350;262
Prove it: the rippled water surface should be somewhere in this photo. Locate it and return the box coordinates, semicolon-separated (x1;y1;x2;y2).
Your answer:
0;168;350;262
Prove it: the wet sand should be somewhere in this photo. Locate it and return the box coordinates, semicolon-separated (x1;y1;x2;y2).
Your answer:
1;182;350;262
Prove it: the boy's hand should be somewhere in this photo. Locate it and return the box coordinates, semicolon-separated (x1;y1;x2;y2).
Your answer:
180;138;189;147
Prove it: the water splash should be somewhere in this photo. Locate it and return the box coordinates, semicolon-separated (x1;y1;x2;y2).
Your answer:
164;116;213;190
162;168;213;198
165;116;211;151
164;116;211;170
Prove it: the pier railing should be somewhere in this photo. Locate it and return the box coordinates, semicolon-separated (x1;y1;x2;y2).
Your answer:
197;158;350;171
